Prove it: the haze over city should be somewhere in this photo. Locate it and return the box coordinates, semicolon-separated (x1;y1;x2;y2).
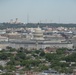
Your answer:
1;1;76;75
0;0;76;23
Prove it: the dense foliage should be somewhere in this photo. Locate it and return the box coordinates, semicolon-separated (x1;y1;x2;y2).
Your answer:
0;47;76;74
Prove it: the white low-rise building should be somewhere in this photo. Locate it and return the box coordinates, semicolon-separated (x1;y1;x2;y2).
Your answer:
0;36;8;42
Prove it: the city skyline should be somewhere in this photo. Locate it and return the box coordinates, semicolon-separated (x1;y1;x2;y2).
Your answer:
0;0;76;23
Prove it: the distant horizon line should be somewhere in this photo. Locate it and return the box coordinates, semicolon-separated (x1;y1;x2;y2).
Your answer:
1;22;76;24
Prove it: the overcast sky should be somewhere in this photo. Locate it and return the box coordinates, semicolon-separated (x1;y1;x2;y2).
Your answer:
0;0;76;23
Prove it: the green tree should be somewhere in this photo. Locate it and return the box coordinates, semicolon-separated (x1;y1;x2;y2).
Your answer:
56;48;67;54
5;65;16;72
39;64;49;71
39;51;45;57
0;53;8;60
0;65;4;70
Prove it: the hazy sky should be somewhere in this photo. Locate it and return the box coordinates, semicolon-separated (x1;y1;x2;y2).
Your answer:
0;0;76;23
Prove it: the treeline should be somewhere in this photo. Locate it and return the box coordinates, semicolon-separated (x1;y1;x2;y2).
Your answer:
0;23;76;29
26;23;76;28
0;23;25;29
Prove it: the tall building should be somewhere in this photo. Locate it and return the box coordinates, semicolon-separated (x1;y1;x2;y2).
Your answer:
15;18;18;24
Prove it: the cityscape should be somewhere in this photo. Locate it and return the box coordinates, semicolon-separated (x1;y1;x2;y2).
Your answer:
0;0;76;75
0;22;76;75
